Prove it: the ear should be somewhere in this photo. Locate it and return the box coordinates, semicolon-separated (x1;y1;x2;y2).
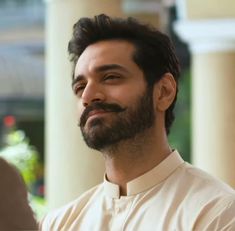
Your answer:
153;73;177;112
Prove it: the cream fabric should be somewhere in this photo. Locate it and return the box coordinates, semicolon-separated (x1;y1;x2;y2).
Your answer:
41;151;235;231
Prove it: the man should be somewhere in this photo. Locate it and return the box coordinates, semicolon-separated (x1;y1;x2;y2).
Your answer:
41;14;235;230
0;157;38;231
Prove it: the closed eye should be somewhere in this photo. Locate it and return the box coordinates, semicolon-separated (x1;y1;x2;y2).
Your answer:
73;84;86;96
103;75;121;82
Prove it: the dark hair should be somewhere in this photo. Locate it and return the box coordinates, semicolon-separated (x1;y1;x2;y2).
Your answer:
68;14;180;135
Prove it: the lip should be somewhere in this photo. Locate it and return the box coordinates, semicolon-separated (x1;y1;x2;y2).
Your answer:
87;110;111;121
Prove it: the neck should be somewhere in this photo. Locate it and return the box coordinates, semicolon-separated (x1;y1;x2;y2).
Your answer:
102;126;172;196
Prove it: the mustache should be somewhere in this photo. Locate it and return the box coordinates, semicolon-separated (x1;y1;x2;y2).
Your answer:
80;102;126;127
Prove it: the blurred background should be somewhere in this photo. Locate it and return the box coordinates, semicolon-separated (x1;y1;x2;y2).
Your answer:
0;0;45;218
0;0;234;220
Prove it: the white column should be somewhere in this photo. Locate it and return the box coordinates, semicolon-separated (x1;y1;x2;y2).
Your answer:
174;19;235;187
45;0;123;210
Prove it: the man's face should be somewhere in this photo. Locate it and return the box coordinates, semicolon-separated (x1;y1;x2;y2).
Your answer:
72;40;155;151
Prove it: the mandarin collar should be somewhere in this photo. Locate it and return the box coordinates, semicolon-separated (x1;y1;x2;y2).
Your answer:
104;150;184;199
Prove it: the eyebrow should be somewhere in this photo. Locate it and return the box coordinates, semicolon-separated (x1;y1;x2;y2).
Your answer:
94;64;129;73
72;64;129;88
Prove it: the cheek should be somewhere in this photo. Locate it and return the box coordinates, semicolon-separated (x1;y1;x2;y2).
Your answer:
110;86;140;105
76;101;84;119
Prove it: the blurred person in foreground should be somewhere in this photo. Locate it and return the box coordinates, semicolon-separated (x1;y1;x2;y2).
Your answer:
41;14;235;230
0;157;38;231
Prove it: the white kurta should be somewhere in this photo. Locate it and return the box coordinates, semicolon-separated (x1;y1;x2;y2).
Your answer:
41;151;235;231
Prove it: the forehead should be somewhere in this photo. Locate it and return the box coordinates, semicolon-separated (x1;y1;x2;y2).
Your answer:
74;40;138;77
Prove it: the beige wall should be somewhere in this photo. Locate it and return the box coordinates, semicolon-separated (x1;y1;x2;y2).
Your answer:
185;0;235;19
126;13;161;28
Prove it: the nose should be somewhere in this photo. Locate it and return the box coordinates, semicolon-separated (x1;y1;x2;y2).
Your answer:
81;82;105;107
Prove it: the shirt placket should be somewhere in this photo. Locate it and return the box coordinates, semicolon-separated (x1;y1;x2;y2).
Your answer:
110;197;133;231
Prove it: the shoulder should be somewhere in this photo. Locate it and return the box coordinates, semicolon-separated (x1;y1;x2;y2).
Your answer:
0;158;38;230
193;193;235;230
40;183;103;230
176;162;235;197
175;162;235;229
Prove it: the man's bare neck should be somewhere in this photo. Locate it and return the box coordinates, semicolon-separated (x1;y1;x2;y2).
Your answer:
102;130;171;196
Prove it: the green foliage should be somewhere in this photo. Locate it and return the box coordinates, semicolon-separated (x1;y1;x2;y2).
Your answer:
169;69;191;162
0;130;38;188
0;128;46;219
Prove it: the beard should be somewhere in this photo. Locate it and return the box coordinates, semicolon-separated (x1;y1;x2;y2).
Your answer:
79;86;155;151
